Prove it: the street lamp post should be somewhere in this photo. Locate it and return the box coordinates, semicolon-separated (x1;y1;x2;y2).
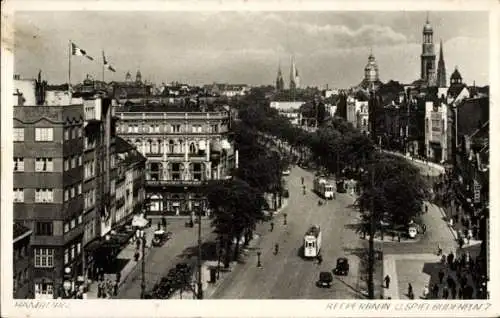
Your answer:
135;228;146;299
197;206;203;299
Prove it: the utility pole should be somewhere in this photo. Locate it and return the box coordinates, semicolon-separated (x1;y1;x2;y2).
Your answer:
140;230;146;299
197;198;204;299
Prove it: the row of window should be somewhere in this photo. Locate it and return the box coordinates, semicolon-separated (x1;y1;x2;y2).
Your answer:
63;126;83;141
13;188;54;203
34;248;54;268
83;136;97;151
64;155;83;171
64;242;82;265
13;128;54;142
83;189;96;211
131;140;204;155
64;215;83;234
63;183;82;202
122;124;219;134
14;157;54;172
84;161;96;180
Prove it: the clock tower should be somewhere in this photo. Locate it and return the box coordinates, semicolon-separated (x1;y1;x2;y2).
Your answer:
421;15;436;86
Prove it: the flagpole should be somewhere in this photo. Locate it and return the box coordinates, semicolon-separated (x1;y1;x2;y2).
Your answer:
68;40;72;97
102;51;105;83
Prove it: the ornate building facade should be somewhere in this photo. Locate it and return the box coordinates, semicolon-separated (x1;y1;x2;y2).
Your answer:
114;104;236;216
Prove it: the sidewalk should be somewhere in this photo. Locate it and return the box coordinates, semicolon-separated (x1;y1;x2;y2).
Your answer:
381;149;446;174
85;225;157;299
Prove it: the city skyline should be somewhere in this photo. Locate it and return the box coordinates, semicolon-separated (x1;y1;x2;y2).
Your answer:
14;11;489;88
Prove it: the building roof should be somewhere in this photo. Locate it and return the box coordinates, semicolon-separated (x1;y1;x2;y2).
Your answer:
13;222;32;241
115;136;135;153
447;84;467;100
117;103;227;113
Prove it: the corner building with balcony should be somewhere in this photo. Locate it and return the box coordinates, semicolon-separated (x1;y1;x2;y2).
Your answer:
13;75;145;299
115;103;236;216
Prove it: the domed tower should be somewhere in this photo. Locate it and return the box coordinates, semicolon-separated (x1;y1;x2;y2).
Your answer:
125;71;132;82
136;70;142;83
450;67;463;86
364;51;379;83
421;14;436;85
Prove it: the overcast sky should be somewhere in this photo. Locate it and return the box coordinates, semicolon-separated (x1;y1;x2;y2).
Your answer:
14;11;489;88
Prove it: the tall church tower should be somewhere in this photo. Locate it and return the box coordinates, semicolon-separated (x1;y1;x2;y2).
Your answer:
289;55;299;90
276;62;284;91
436;40;447;88
364;51;379;84
421;15;436;86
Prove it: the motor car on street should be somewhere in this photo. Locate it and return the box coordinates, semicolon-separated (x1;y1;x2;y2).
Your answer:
334;257;349;276
317;271;333;288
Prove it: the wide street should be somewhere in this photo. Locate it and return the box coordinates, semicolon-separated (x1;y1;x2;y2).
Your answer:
116;219;214;299
210;165;367;299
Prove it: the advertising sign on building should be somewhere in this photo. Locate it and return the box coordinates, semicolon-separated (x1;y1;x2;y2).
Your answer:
473;179;481;204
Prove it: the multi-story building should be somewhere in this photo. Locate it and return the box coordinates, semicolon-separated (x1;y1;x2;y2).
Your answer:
13;223;33;299
424;100;451;162
346;96;370;134
270;101;304;126
13;74;144;298
115;103;236;216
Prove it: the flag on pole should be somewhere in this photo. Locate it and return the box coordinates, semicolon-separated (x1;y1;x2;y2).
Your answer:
71;42;94;60
102;51;116;72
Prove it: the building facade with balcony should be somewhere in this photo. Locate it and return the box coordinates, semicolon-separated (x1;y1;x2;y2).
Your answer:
115;104;236;216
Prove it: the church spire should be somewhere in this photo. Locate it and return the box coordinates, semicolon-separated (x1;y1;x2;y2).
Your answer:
436;39;447;88
276;60;284;92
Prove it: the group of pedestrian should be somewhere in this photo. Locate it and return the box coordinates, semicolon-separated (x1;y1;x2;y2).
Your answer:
424;250;476;300
96;277;119;299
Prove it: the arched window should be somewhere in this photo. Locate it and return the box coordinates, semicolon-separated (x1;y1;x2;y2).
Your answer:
158;139;163;153
189;142;196;154
169;140;174;153
151;140;159;154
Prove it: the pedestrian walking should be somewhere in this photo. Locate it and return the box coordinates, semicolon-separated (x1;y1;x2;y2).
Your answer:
446;276;453;288
270;222;274;232
97;280;103;298
437;244;442;256
442;286;449;299
422;224;427;234
451;286;457;299
438;269;445;284
422;284;429;299
113;280;118;296
161;216;167;230
432;284;439;298
317;254;323;265
301;176;304;185
134;250;140;262
384;275;391;289
447;252;455;267
408;283;414;299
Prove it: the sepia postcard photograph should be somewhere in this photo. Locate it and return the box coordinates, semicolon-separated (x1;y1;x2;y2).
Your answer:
1;0;498;317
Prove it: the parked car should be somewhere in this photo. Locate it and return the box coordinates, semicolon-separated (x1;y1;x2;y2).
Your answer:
317;271;333;288
334;257;349;276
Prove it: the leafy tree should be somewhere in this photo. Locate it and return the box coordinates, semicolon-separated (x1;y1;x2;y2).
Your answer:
206;179;267;267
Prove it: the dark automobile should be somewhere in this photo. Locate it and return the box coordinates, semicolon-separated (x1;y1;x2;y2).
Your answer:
334;257;349;276
317;271;333;288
